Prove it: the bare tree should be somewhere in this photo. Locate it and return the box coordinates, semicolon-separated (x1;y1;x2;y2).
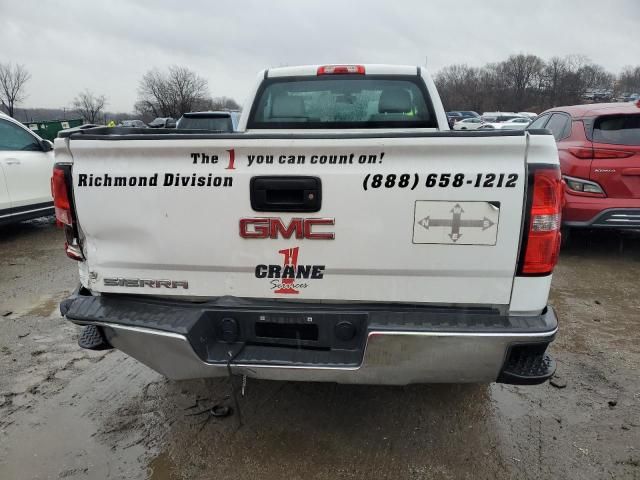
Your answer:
135;66;209;118
540;56;570;108
434;64;484;112
209;96;241;111
0;63;31;118
435;53;637;113
539;55;587;109
72;90;107;123
617;66;640;94
579;63;615;91
498;54;545;111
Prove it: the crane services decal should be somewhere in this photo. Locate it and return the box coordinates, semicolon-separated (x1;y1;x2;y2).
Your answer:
413;201;500;245
255;247;325;294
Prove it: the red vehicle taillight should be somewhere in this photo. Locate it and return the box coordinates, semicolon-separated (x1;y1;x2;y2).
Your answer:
569;147;634;159
317;65;365;75
518;166;564;276
52;167;73;226
51;164;83;261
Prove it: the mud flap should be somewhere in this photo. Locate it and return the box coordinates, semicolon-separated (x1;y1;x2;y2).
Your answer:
497;344;556;385
78;324;112;351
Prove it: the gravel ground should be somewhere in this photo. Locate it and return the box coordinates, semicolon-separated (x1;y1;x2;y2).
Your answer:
0;218;638;479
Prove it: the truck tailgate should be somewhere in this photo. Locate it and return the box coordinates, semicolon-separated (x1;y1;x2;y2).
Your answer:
66;133;529;305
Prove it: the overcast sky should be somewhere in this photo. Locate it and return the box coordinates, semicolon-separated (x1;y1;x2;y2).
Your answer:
1;0;638;112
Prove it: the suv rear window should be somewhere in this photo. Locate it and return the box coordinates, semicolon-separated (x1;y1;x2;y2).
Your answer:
593;114;640;145
248;75;436;129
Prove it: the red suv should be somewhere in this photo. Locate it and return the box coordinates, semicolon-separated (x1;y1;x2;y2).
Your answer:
529;102;640;235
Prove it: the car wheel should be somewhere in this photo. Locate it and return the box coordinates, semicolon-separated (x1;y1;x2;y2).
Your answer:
461;127;467;130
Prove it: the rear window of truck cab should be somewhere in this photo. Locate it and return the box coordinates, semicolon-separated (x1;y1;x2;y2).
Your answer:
248;75;437;129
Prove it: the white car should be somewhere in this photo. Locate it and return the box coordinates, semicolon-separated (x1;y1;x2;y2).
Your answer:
479;116;531;130
500;117;532;130
452;117;484;130
0;112;55;225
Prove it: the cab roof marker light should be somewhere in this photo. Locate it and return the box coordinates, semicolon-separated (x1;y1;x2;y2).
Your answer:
317;65;365;75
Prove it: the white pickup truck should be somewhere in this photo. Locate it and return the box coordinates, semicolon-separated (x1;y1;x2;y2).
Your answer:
55;64;562;385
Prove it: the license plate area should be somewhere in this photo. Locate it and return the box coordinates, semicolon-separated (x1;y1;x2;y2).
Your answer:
255;322;319;341
187;310;367;364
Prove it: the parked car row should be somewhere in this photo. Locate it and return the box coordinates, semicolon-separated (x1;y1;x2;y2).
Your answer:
117;111;240;131
582;90;640;104
444;110;480;124
117;117;177;128
616;92;640;103
477;116;533;130
448;111;536;130
118;119;147;128
582;89;615;102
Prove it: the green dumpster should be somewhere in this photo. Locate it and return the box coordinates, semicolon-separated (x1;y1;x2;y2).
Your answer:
23;119;83;141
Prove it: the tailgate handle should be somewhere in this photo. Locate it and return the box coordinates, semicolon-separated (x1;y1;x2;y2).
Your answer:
250;176;322;212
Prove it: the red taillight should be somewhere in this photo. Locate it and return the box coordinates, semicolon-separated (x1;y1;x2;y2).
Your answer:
52;167;73;226
569;147;634;159
317;65;365;75
52;164;84;261
568;147;593;159
593;148;634;159
520;167;563;275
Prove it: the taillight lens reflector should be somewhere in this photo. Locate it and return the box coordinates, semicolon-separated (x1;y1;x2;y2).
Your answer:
52;167;73;226
593;149;634;159
521;167;563;275
569;147;634;159
568;147;593;159
317;65;365;75
52;164;83;261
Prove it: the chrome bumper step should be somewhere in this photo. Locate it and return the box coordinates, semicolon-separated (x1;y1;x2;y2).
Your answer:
62;290;558;385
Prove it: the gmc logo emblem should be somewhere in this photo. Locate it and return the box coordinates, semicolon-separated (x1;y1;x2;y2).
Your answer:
240;218;335;239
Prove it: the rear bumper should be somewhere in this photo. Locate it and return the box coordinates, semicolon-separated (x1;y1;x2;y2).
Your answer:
564;208;640;228
61;291;557;385
563;192;640;228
